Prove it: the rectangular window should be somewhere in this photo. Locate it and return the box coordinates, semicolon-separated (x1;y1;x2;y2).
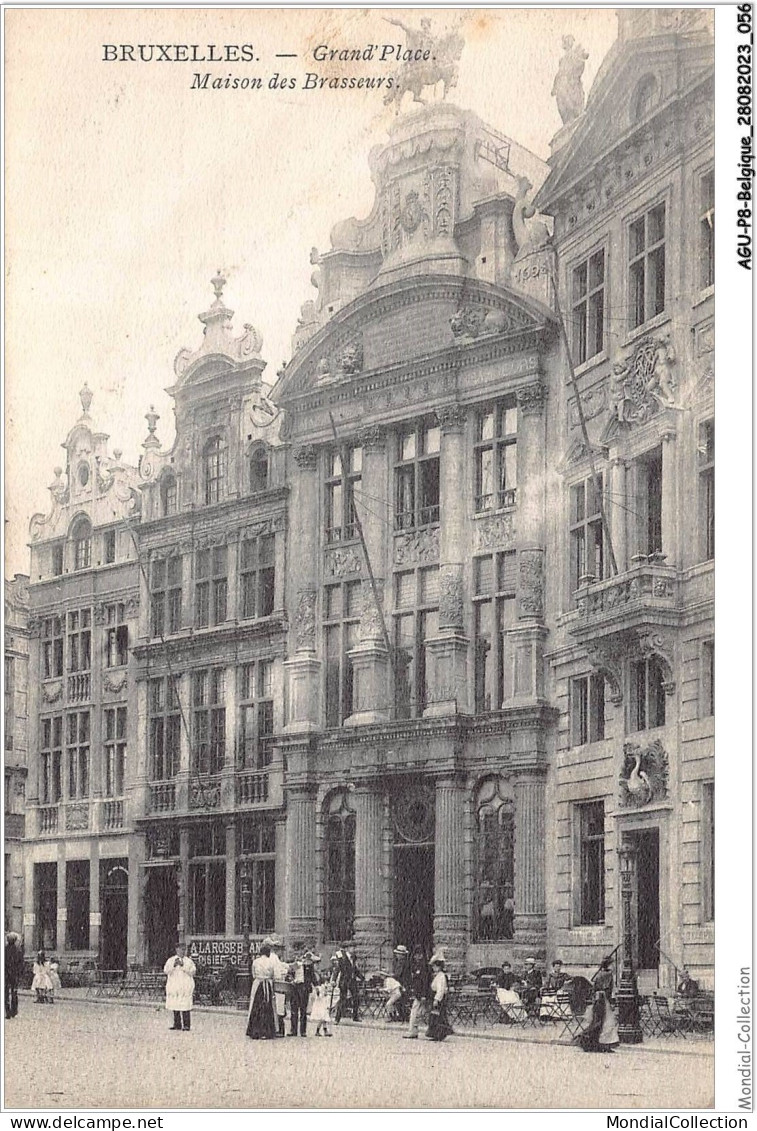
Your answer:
571;674;606;745
105;603;128;668
189;823;226;935
474;402;518;513
195;545;228;628
66;860;90;951
630;656;666;732
473;551;516;712
238;660;275;768
66;710;90;799
324;579;361;727
40;715;63;803
699;419;714;561
151;555;182;637
578;801;605;925
51;543;64;577
240;534;275;620
572;248;605;365
699;170;714;290
67;609;92;673
569;474;605;596
236;820;276;934
193;669;226;775
104;530;117;565
4;656;12;748
702;781;714;922
393;566;439;719
104;706;127;797
42;616;64;679
701;639;715;718
149;676;181;780
629;202;666;329
395;421;440;531
633;446;663;557
325;445;362;543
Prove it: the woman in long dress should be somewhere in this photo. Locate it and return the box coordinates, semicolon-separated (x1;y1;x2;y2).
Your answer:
426;951;453;1042
495;961;526;1023
575;957;620;1052
246;943;277;1040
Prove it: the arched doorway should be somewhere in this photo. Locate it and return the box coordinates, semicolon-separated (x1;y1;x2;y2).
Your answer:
144;866;179;967
392;782;435;955
100;860;128;971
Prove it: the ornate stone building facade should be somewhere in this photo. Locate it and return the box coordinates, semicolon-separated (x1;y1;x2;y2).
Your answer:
5;575;30;935
15;11;714;986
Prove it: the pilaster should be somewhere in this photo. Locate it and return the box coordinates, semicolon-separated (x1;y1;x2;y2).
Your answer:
433;774;467;973
513;774;547;954
286;782;318;949
56;843;67;952
89;840;100;955
353;785;387;961
225;822;237;936
178;827;189;944
661;430;677;564
128;833;147;967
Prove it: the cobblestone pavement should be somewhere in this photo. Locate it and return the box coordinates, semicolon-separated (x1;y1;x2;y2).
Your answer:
4;997;714;1110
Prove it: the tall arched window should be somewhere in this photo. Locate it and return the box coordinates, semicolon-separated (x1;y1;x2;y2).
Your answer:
203;436;227;505
324;790;356;942
71;517;92;571
160;473;178;517
249;445;269;494
474;776;515;941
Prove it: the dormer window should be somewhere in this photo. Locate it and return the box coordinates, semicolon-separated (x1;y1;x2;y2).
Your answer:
160;473;178;517
249;445;269;494
71;517;92;571
204;436;227;505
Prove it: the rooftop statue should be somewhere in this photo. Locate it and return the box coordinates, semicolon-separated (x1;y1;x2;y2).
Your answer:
382;16;464;113
551;35;589;126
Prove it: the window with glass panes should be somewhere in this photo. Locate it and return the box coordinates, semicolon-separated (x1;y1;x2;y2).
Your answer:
42;616;63;679
699;419;714;561
203;436;227;504
193;669;226;774
236;820;276;934
66;860;90;950
572;249;605;364
72;519;92;571
629;203;666;329
578;800;605;925
66;710;90;799
632;446;663;556
104;529;116;565
325;791;356;942
189;823;226;935
569;474;605;596
195;545;228;628
324;579;361;727
67;609;91;674
249;445;269;493
238;660;274;768
151;556;182;637
240;534;275;619
699;170;714;290
571;673;606;745
105;603;128;668
395;421;440;530
149;677;181;780
104;706;126;797
630;656;666;731
473;552;516;712
325;445;362;543
394;565;439;718
40;715;63;803
474;403;517;513
161;474;178;517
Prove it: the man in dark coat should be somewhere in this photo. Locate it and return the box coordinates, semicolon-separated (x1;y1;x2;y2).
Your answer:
521;956;543;1015
5;933;23;1019
289;950;319;1037
334;946;361;1023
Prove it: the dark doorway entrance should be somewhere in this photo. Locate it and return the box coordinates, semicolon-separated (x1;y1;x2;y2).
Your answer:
144;866;179;967
100;860;128;971
394;845;434;956
635;829;660;970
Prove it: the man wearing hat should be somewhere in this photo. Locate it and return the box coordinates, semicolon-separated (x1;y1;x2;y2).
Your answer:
266;936;290;1037
5;933;23;1019
521;956;543;1016
386;945;410;1022
289;949;320;1037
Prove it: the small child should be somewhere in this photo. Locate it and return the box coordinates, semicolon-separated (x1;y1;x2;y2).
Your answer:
48;960;61;1002
32;951;53;1004
311;981;332;1036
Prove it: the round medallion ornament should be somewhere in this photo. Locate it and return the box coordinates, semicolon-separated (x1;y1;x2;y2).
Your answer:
393;785;435;844
400;192;423;234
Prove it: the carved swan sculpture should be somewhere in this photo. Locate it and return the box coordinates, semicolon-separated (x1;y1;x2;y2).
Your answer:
626;752;653;803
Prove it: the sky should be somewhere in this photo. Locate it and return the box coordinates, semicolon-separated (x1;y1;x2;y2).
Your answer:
4;7;618;578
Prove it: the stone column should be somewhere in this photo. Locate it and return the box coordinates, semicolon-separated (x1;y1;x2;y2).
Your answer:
513;775;547;952
175;673;190;812
425;405;470;717
353;785;386;962
661;429;677;565
23;854;35;954
56;844;67;952
274;815;288;941
284;446;322;733
89;840;101;956
127;833;146;967
286;783;318;948
433;775;467;973
221;662;237;810
178;827;190;943
180;549;192;631
225;822;237;936
609;455;628;574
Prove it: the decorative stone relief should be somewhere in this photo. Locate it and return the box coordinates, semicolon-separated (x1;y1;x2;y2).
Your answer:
473;513;515;552
394;527;440;565
359;579;385;641
584;639;624;705
93;603;108;625
66;803;89;831
517;549;544;619
619;739;669;808
190;780;221;809
516;382;547;416
636;630;675;694
512;177;553;255
569;384;607;428
696;321;714;356
125;595;140;617
438;564;464;629
294;589;317;651
358;424;386;453
294;445;317;472
42;681;62;705
436;403;467;432
610;335;677;425
392;783;436;844
575;570;676;618
324;546;362;579
103;673;128;695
